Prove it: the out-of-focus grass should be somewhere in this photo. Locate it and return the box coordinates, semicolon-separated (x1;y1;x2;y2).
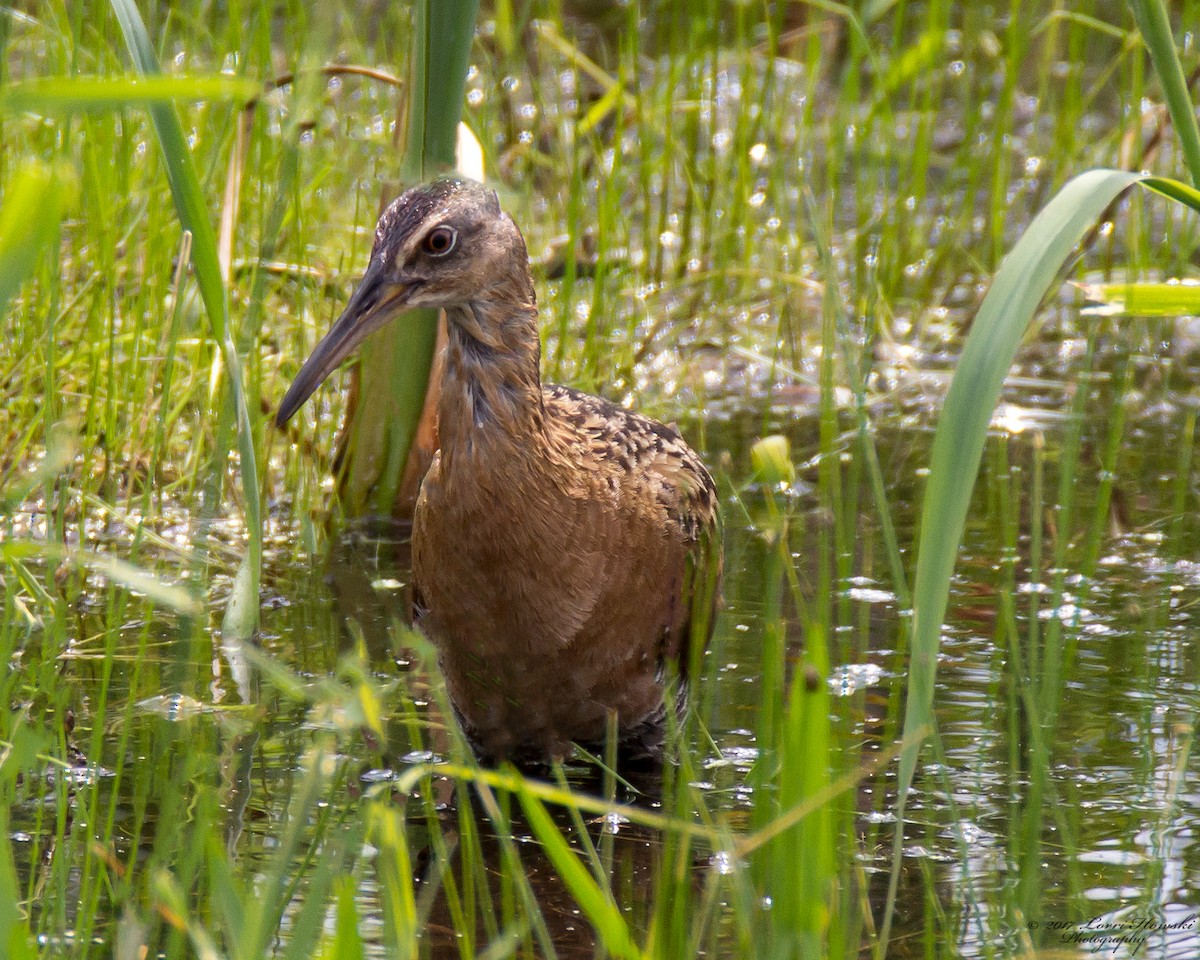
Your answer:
3;1;1200;957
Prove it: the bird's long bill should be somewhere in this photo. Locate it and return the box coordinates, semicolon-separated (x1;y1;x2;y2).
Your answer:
275;259;411;427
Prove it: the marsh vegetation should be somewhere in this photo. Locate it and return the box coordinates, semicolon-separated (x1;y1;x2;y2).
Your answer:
3;1;1200;957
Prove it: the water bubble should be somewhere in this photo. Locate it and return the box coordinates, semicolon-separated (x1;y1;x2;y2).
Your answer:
360;768;399;783
846;587;893;605
399;750;440;764
710;850;737;875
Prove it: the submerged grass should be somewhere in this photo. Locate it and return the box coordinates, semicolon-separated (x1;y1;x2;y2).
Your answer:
4;0;1200;957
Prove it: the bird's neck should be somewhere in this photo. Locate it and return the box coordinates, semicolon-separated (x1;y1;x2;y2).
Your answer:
438;288;546;466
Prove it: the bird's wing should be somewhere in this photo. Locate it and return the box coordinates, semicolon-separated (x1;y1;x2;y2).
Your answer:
543;385;723;683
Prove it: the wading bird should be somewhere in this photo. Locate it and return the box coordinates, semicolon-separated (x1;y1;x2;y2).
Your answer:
276;178;722;763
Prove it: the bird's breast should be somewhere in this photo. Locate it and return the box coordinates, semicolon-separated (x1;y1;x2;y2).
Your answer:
414;447;610;649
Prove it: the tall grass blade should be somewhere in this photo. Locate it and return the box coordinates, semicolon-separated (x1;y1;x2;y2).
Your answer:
1;75;257;112
881;167;1200;951
774;629;834;956
369;803;420;959
1127;0;1200;186
321;876;367;960
515;786;641;960
279;825;358;960
1079;280;1200;316
108;0;262;637
0;724;39;960
237;740;338;958
0;163;69;313
338;0;480;514
409;2;481;182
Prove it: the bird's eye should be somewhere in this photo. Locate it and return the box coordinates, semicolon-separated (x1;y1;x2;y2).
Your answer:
423;225;457;257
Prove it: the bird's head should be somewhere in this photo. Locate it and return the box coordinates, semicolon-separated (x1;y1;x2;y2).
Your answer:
275;177;527;427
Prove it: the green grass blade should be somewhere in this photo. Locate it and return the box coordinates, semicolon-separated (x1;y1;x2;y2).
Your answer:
515;786;641;960
881;167;1147;951
410;0;482;180
320;876;367;960
279;827;357;960
108;0;261;636
368;803;419;959
0;75;257;112
1127;0;1200;186
339;0;480;514
0;851;37;960
1081;280;1200;316
780;629;834;950
1142;174;1200;212
0;163;70;314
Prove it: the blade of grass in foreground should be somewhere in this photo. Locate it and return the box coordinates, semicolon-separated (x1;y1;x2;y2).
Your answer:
0;75;258;112
516;787;641;960
878;168;1200;954
108;0;262;639
337;0;480;514
0;163;70;313
1079;280;1200;316
1127;0;1200;186
0;722;43;960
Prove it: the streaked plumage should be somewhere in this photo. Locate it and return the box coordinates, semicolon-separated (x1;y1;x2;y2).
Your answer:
277;178;721;763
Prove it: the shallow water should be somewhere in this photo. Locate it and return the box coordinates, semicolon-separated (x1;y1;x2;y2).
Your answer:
10;379;1200;956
